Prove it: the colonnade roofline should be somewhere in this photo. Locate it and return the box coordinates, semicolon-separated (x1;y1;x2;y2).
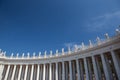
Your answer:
0;28;120;59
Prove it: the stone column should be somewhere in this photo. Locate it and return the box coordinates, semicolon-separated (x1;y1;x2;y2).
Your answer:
51;64;53;80
39;65;42;80
101;53;113;80
47;64;49;80
53;64;55;80
92;56;100;80
56;62;58;80
43;64;46;80
37;64;40;80
18;65;22;80
30;65;34;80
0;64;5;80
84;58;89;80
67;63;69;80
64;63;66;80
24;65;28;80
72;62;76;80
49;63;52;80
0;64;4;80
4;65;10;80
87;58;92;80
65;63;68;80
69;61;72;80
80;60;84;80
62;61;65;80
96;57;102;79
111;51;120;80
76;59;80;80
58;63;62;80
11;65;16;80
46;65;48;80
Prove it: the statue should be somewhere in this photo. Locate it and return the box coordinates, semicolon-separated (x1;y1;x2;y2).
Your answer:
62;48;64;53
33;52;35;57
16;53;19;57
96;37;101;44
27;52;30;57
56;50;58;56
89;40;93;47
62;48;64;55
74;45;78;52
116;29;120;34
0;49;1;53
68;46;71;54
39;52;41;57
22;53;24;57
50;50;52;56
44;51;47;57
11;53;14;57
105;33;109;39
81;42;85;50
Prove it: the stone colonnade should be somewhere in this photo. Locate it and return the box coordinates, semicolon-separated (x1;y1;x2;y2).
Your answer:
0;49;120;80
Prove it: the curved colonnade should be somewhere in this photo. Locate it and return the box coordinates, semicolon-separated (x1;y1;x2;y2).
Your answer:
0;29;120;80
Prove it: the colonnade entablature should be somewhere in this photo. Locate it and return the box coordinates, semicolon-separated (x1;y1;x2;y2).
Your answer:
0;29;120;61
0;28;120;80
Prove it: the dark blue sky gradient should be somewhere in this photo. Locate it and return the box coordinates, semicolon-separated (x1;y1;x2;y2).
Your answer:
0;0;120;56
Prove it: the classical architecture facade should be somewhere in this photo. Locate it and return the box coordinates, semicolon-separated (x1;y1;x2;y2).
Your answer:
0;29;120;80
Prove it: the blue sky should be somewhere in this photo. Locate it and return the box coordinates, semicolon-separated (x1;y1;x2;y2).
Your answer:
0;0;120;56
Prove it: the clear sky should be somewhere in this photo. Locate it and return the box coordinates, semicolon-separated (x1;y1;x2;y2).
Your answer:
0;0;120;56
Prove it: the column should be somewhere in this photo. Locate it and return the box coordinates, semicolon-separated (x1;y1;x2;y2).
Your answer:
69;61;72;80
46;65;48;80
52;65;54;80
4;65;10;80
67;63;69;80
62;61;65;80
41;65;43;80
18;65;22;80
84;58;89;80
0;65;4;80
53;64;55;80
49;63;52;80
87;58;92;80
37;64;40;80
111;51;120;80
101;53;113;80
11;65;16;80
76;60;80;80
92;56;100;80
46;65;49;80
59;63;61;80
24;65;28;80
56;62;58;80
39;65;41;80
30;64;34;80
80;60;84;80
43;64;46;80
65;63;67;80
96;57;102;79
72;62;76;80
28;66;31;80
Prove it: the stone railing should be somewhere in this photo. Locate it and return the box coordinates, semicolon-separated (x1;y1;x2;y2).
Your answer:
0;28;120;59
